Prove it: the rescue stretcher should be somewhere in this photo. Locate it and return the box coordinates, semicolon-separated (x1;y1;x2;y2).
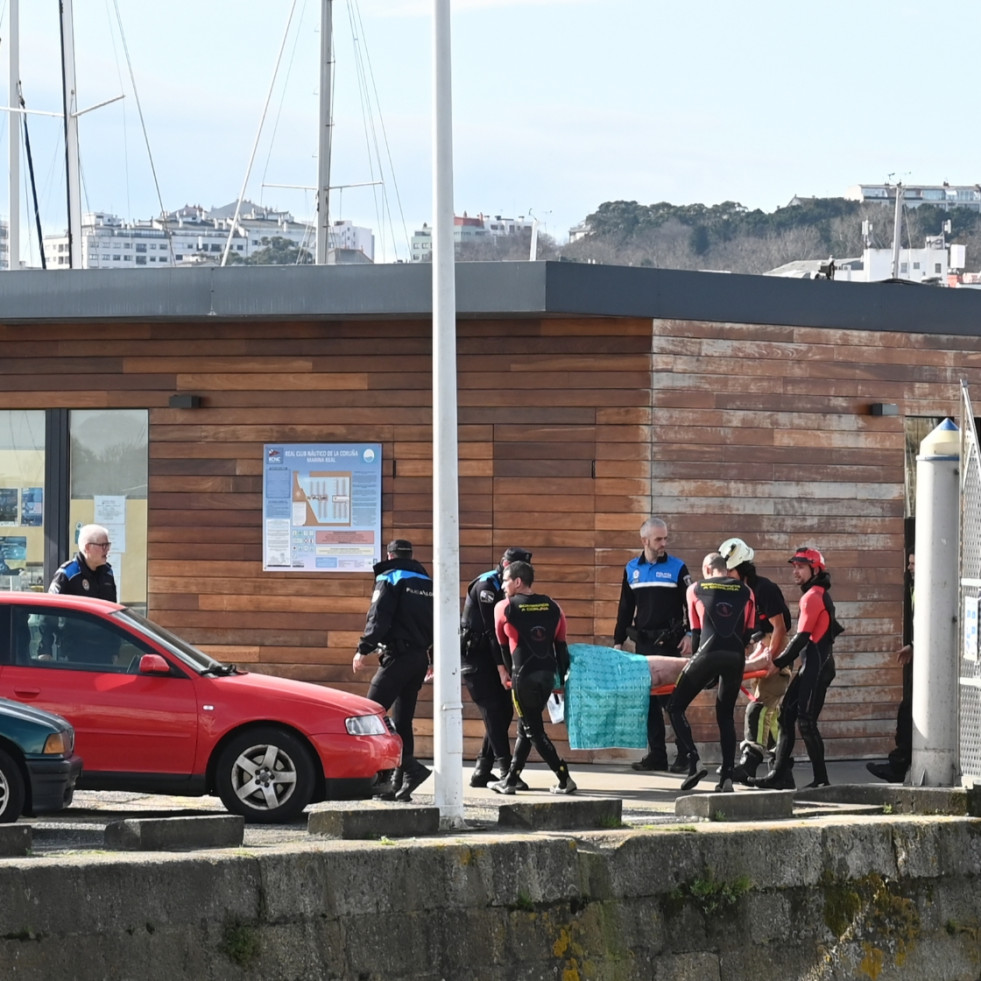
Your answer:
559;645;770;751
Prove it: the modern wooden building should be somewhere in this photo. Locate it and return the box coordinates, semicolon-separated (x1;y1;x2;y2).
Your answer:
1;261;977;763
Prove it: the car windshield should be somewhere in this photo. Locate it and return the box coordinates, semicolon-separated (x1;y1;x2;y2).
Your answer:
110;607;236;675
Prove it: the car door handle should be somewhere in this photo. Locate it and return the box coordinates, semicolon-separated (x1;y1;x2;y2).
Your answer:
13;688;41;698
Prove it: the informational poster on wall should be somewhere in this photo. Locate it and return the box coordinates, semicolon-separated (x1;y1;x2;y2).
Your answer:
21;488;42;526
262;443;382;573
0;536;26;574
93;495;128;554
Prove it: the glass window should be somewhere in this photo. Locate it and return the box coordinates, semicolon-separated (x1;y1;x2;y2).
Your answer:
15;606;152;672
0;411;46;590
70;409;148;611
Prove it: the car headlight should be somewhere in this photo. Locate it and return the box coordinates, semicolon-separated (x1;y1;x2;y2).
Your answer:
345;715;387;736
43;732;70;756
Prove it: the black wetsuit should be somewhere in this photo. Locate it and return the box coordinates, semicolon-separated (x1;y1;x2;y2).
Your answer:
668;575;754;780
460;568;514;765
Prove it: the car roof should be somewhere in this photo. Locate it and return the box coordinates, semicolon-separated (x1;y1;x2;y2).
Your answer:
0;591;124;613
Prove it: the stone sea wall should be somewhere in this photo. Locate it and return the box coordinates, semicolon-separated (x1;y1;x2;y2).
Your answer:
1;817;979;980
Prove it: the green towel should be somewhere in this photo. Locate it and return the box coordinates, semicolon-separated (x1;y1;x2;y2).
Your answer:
565;643;650;750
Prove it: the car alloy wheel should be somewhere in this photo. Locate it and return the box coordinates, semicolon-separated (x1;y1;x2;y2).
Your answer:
215;727;315;823
0;747;26;823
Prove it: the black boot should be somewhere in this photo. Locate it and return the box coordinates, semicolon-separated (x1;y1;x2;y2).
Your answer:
680;758;708;792
549;761;577;795
372;767;403;801
489;766;521;796
747;762;796;790
732;744;764;785
395;759;432;801
496;756;528;791
469;757;494;788
715;768;735;793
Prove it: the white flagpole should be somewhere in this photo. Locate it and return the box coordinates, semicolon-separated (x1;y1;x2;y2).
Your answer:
431;0;464;826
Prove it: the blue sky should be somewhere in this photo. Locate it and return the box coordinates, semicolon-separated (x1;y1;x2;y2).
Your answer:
2;0;975;263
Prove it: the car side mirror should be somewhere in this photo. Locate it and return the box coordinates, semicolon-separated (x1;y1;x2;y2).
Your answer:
138;654;172;675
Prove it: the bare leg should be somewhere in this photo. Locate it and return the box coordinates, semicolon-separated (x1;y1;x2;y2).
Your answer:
646;655;690;688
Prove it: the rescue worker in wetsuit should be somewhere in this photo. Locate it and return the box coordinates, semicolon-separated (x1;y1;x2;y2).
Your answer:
459;546;533;788
717;537;793;784
749;546;840;791
668;552;756;793
489;560;576;795
353;539;434;802
613;516;693;772
867;551;915;783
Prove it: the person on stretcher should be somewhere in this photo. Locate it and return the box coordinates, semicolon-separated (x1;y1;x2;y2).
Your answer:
645;654;690;688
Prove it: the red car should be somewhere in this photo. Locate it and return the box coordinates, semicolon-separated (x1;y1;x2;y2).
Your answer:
0;593;402;822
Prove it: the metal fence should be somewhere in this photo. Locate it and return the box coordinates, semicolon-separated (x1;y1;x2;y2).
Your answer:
958;381;981;785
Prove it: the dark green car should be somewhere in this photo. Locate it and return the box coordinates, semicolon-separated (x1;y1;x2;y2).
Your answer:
0;697;82;822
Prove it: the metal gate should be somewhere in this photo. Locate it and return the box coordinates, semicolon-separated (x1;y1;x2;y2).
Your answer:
958;381;981;786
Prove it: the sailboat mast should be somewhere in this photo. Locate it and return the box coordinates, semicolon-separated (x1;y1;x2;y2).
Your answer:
7;0;20;269
316;0;333;264
59;0;82;268
891;182;903;279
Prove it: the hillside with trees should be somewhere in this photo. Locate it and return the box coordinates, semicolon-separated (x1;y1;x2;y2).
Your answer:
556;198;981;274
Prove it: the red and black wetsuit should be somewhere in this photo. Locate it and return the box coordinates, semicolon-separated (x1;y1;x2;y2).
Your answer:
495;592;568;778
668;576;755;780
770;571;837;785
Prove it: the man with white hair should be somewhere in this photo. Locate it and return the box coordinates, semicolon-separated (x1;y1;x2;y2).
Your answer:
41;524;118;663
48;523;117;601
613;516;692;772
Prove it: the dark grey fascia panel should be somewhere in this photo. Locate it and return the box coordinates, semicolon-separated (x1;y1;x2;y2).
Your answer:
0;263;546;322
540;262;981;336
0;265;432;322
1;261;980;336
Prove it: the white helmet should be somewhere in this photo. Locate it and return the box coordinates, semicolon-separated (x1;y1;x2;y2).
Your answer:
719;537;755;569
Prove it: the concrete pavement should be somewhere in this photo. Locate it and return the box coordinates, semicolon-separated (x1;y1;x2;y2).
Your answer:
19;756;923;854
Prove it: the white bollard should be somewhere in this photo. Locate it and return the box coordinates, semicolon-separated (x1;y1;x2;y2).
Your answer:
910;418;960;786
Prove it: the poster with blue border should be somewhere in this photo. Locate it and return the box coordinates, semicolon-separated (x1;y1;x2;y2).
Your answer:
262;443;382;573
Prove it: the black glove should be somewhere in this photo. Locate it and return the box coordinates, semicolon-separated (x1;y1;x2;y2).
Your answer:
772;632;809;669
555;641;571;682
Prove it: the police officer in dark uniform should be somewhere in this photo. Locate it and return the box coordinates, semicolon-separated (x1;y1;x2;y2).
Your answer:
41;524;118;663
48;523;117;602
613;516;692;771
490;560;576;795
460;546;533;788
354;539;434;802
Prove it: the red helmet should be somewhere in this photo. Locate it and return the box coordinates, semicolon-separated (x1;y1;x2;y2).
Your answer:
789;547;826;572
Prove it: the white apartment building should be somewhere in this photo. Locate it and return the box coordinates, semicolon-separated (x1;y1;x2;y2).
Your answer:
0;218;8;270
845;182;981;212
410;212;534;261
766;236;962;285
42;203;374;268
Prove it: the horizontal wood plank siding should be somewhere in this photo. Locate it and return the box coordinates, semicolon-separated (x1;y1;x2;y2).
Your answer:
0;308;971;766
645;318;978;763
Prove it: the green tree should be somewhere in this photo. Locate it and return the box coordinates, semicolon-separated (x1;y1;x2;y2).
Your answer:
243;236;313;266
